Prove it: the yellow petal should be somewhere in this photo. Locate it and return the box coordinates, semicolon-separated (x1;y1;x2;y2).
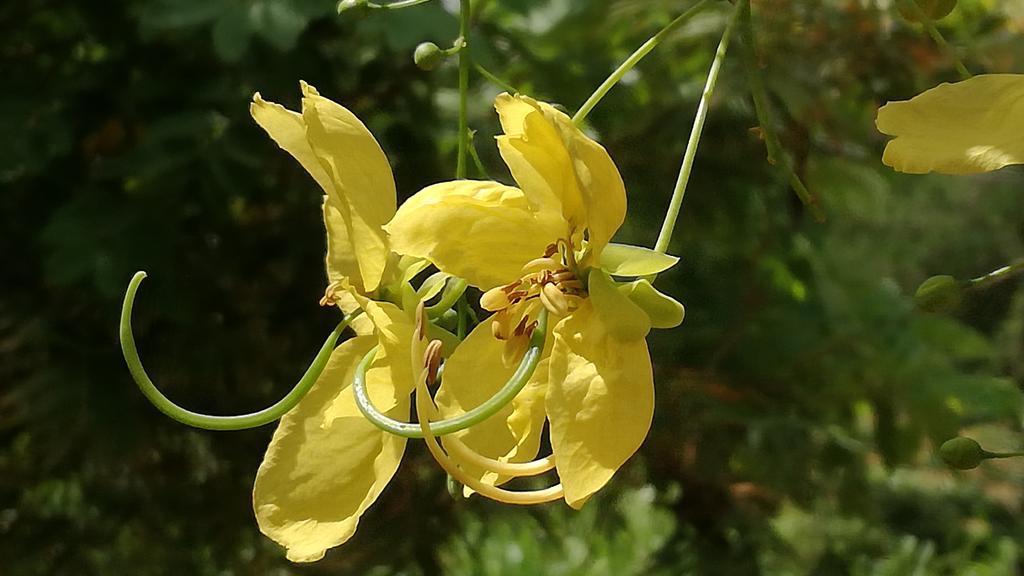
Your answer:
252;84;395;293
546;300;654;509
434;319;550;487
301;82;396;292
323;289;422;427
876;74;1024;175
385;180;567;289
253;335;407;562
495;93;626;261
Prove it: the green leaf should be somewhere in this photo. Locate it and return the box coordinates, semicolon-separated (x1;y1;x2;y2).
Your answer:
599;243;679;277
617;280;685;329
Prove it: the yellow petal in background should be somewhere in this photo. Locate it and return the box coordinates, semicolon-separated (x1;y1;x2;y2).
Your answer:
301;82;395;292
385;180;567;289
876;74;1024;175
546;300;654;509
253;336;407;563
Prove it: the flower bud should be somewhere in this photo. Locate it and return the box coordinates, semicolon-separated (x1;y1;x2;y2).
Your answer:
896;0;957;22
414;42;446;71
914;275;962;313
939;437;986;470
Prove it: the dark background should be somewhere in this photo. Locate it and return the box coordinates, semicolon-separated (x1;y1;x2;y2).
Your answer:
4;0;1024;573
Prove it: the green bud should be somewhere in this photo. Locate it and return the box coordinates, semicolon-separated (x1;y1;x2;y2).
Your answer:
337;0;367;13
914;275;962;313
414;42;445;71
896;0;957;21
939;437;986;470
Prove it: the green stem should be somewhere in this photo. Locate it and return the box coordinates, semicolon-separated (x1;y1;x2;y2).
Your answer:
653;0;746;254
966;259;1024;291
741;4;825;222
572;0;711;126
904;2;971;79
456;0;472;178
352;310;548;438
120;272;358;431
475;63;517;94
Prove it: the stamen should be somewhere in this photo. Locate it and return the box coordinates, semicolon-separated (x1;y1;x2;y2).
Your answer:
480;285;512;311
521;257;562;275
415;368;564;505
415;301;428;341
423;339;444;386
319;280;345;307
442;434;556;477
540;282;569;316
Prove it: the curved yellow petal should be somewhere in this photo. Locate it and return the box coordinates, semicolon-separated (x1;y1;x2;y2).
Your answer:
252;83;395;293
433;319;550;488
385;180;566;289
253;335;407;563
876;74;1024;175
495;93;626;261
301;82;395;292
545;300;654;509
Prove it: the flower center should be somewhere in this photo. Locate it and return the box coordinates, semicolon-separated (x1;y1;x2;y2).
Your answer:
480;241;585;363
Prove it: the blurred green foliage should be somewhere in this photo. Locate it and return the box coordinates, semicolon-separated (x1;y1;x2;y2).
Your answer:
3;0;1024;574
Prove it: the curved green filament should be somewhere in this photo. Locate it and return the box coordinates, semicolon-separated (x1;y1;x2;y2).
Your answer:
353;309;549;438
426;277;468;318
120;271;358;431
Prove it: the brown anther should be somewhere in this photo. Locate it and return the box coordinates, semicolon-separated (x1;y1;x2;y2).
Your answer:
540;282;569;316
423;339;444;385
543;243;559;258
415;301;428;341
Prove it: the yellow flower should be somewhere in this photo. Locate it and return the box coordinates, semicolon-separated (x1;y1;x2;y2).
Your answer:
385;93;682;509
248;82;422;562
876;74;1024;175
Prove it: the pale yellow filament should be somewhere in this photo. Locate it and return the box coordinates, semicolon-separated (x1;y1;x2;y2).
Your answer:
414;358;564;505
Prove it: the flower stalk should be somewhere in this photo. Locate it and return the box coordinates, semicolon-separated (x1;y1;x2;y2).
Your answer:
653;0;747;255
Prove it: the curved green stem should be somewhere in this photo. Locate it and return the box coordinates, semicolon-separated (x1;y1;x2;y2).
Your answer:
572;0;712;126
653;0;746;254
121;271;358;431
456;0;472;178
352;310;548;438
427;277;468;318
